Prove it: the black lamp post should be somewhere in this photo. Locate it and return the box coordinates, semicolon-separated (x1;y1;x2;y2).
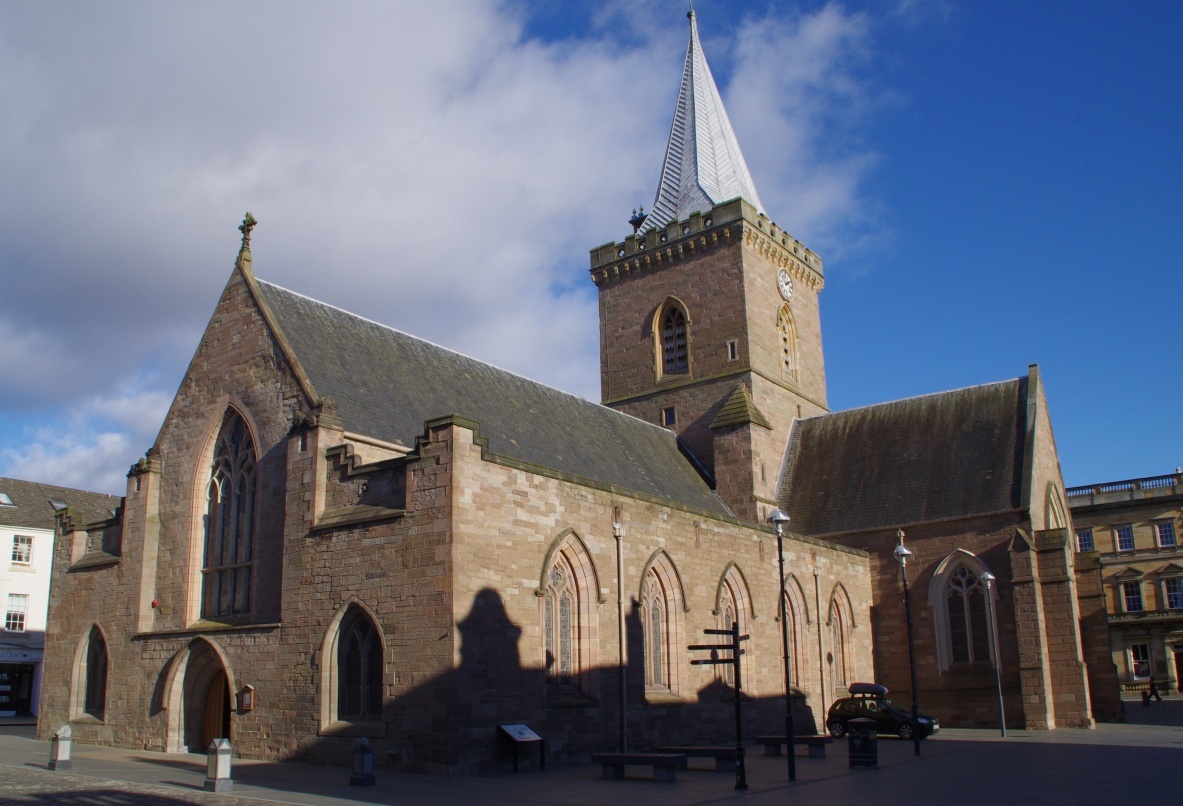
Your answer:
767;508;797;782
893;528;921;757
980;570;1006;737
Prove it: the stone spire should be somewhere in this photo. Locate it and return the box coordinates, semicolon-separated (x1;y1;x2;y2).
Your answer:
641;8;765;234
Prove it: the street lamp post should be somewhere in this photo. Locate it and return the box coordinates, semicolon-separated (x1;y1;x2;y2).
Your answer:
980;571;1006;737
893;528;922;757
767;509;797;782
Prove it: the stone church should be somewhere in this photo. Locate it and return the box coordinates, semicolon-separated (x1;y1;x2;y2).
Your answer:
37;10;1116;774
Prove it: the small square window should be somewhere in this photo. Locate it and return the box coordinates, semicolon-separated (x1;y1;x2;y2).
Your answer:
0;492;14;507
1155;521;1177;549
1115;524;1135;552
11;535;32;565
726;340;738;361
1075;528;1094;552
661;407;676;427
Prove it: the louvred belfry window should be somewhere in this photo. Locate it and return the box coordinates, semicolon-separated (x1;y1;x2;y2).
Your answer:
202;413;256;619
661;306;688;374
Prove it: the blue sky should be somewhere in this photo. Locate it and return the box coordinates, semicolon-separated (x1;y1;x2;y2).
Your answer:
0;0;1180;493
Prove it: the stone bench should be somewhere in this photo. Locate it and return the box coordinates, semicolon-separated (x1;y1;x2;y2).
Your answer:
756;735;834;759
590;753;688;782
656;745;739;772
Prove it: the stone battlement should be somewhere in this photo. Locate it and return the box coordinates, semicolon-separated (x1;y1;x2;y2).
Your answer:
589;198;823;288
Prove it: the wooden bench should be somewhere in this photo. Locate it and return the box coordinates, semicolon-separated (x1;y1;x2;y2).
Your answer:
590;753;688;782
756;735;834;759
656;745;739;772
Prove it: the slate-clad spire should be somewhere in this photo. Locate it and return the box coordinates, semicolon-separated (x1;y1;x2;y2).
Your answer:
642;9;765;233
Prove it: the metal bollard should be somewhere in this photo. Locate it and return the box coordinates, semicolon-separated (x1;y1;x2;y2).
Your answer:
350;737;376;786
48;724;72;771
204;738;233;792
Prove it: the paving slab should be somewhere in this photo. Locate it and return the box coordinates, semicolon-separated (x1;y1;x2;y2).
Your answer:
2;723;1182;805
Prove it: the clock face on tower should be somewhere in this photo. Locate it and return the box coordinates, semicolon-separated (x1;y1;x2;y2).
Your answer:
777;269;794;302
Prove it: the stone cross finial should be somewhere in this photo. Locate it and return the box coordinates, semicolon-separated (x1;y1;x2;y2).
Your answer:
239;212;258;249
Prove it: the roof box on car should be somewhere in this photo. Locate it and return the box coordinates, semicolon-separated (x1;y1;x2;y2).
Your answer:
848;682;888;697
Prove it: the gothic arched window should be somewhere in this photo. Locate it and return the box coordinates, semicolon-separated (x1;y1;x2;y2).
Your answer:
659;301;689;376
716;565;753;687
640;552;685;696
337;607;383;720
545;556;577;686
946;565;991;664
928;550;997;671
202;412;256;619
84;626;108;719
777;304;799;382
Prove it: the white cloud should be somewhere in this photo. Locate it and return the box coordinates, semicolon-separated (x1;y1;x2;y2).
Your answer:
0;0;891;493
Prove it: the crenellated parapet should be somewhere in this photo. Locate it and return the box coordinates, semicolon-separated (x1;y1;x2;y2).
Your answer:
589;198;823;291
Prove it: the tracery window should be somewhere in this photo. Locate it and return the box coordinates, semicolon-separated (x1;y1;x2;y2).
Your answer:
642;569;668;688
660;303;689;375
544;557;577;686
946;565;991;663
777;304;799;382
337;607;383;720
84;626;108;719
829;600;848;690
202;412;256;619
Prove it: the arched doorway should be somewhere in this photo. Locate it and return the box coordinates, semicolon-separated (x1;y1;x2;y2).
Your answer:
202;670;231;748
163;637;236;753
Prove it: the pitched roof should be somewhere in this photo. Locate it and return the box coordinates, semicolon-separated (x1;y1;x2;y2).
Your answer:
0;477;122;531
778;378;1028;536
710;384;772;430
254;280;729;516
642;9;765;233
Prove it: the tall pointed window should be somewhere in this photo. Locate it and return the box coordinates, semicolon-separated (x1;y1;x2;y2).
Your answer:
642;570;667;688
84;626;108;719
640;552;685;697
538;531;600;699
202;412;256;619
946;565;991;663
337;607;383;720
829;601;847;690
716;565;753;688
660;302;689;376
777;304;799;383
929;551;998;671
544;557;577;686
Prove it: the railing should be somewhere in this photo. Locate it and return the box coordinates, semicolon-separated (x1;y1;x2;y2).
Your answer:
1067;472;1182;499
1107;608;1183;625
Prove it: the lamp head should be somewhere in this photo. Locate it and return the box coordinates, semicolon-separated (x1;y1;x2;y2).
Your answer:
767;509;790;526
893;543;913;566
980;570;995;588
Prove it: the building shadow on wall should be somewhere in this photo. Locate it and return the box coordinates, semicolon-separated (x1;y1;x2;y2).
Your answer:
136;587;823;786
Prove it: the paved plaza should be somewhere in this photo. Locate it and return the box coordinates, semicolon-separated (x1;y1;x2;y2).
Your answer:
1;703;1181;805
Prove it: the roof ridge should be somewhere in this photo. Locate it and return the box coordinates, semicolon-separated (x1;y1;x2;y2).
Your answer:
800;377;1022;421
254;278;690;441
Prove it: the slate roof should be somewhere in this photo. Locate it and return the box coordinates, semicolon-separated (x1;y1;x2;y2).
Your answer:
0;477;122;531
641;9;765;233
255;280;729;516
778;378;1028;536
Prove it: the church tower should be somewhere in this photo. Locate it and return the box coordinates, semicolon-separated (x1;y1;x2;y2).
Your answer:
590;9;828;523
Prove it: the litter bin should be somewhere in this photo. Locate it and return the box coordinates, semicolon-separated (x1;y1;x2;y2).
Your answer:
848;717;877;768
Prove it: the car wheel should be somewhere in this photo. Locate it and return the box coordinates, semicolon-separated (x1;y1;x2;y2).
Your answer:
898;722;914;741
829;721;846;739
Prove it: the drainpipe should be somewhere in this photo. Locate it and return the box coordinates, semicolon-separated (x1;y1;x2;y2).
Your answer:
614;516;627;753
814;565;826;710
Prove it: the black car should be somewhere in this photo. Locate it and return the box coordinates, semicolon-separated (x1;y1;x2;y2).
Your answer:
826;682;939;740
